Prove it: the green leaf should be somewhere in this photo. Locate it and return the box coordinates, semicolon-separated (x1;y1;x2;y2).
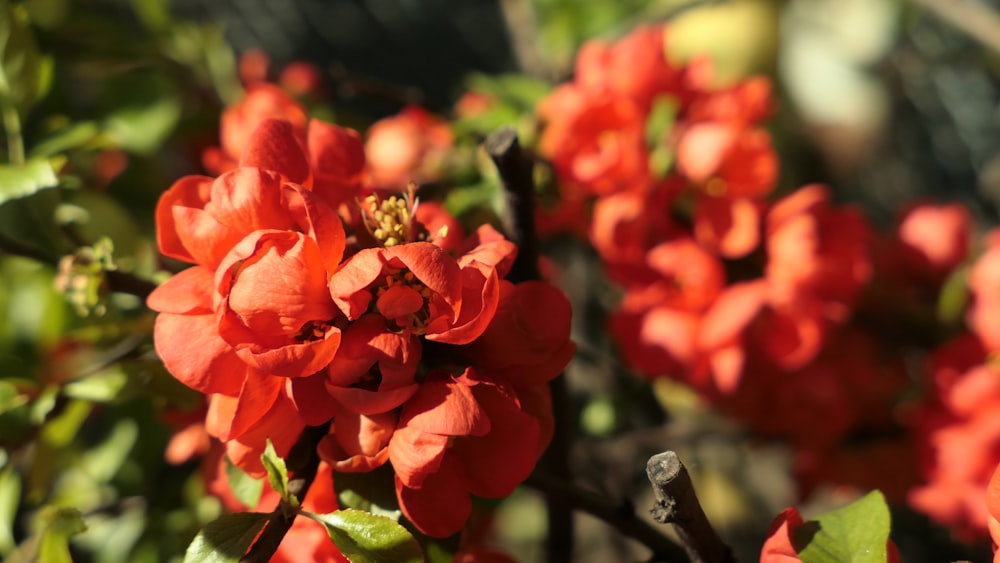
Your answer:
466;73;552;109
0;157;58;205
35;505;87;563
30;121;100;158
261;439;292;506
182;512;269;563
0;1;47;114
0;379;27;416
646;95;678;148
0;466;20;555
305;509;423;563
796;491;891;563
225;458;264;509
128;0;173;34
79;418;137;483
101;71;181;154
334;464;401;520
937;265;969;325
62;366;129;403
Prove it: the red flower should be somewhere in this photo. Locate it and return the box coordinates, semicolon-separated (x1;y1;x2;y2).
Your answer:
692;195;763;259
460;280;576;389
766;184;872;316
676;123;777;201
574;25;682;112
203;84;309;175
364;106;453;189
589;186;683;284
539;91;649;197
329;239;508;345
896;202;971;279
909;335;1000;540
968;240;1000;350
215;229;344;377
318;405;396;473
388;369;541;537
324;313;421;415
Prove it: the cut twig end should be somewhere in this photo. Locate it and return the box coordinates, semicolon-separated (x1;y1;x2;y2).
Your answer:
647;451;682;486
484;126;519;157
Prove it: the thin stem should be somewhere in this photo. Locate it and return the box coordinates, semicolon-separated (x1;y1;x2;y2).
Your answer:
646;452;736;563
3;104;24;165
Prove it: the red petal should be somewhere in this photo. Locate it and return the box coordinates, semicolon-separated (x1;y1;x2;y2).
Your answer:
426;262;498;345
226;393;305;478
384;243;463;312
308;120;365;206
396;464;471;538
694;196;761;259
226;369;283;441
207;168;296;235
398;375;489;437
329;249;385;319
155;175;213;264
239;118;310;184
153;312;245;395
326;384;419;416
388;425;448;488
760;507;805;562
147;265;215;314
454;385;539;498
282;183;345;277
287;372;337;425
377;284;424;319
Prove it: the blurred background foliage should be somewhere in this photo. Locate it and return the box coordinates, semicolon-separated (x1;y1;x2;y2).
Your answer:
1;0;1000;561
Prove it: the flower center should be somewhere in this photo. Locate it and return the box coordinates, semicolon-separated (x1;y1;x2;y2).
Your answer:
295;319;335;342
376;270;434;334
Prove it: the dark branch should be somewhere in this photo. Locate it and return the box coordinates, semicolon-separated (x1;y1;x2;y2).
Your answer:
646;451;736;563
485;126;540;283
0;231;158;300
525;471;690;562
485;126;572;561
106;270;158;301
241;424;329;563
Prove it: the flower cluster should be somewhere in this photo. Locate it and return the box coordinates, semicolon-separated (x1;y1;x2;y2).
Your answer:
537;24;896;488
150;83;573;538
539;23;1000;540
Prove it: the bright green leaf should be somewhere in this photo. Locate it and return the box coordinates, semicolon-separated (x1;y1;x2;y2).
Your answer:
225;459;264;509
796;490;891;563
0;158;58;205
305;509;423;563
261;439;292;506
182;512;269;563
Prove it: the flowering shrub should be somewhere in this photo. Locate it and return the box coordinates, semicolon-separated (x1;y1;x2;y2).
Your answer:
6;3;1000;562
